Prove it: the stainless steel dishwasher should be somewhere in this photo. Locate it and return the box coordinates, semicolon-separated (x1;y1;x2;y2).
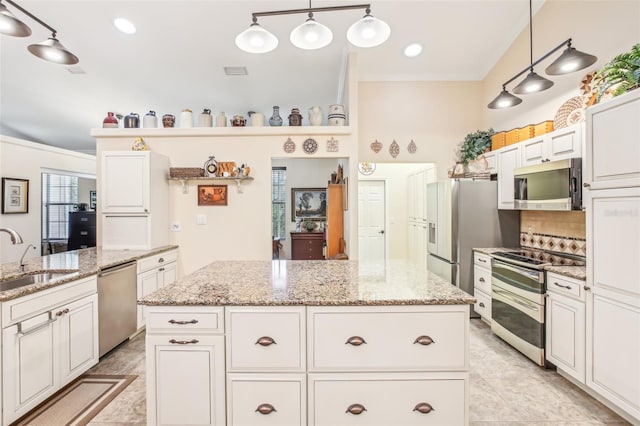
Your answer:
98;261;137;357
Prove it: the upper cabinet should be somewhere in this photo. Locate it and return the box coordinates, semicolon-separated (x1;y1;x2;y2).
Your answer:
584;90;640;190
497;144;520;210
520;124;583;167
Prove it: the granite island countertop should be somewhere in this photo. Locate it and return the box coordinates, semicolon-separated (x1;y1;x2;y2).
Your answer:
139;259;476;306
0;245;178;301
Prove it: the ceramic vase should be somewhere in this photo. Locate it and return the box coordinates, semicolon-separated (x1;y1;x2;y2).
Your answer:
143;111;157;128
308;106;323;126
216;112;227;127
198;109;213;127
249;111;265;127
103;112;118;128
180;109;193;128
124;112;139;128
288;108;302;126
162;114;175;128
269;106;283;126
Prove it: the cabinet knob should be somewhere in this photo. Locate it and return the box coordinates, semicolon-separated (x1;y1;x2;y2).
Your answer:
144;209;149;213
255;336;277;346
158;257;165;263
413;335;435;345
55;308;70;317
413;402;435;414
479;277;485;282
168;319;199;325
583;182;591;188
479;302;485;308
345;336;367;346
345;403;367;415
158;267;165;272
584;285;591;291
255;403;277;415
169;339;199;345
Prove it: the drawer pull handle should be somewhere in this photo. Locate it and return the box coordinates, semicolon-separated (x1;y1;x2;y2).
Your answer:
479;277;485;282
169;339;199;345
478;258;487;263
479;302;485;308
158;257;165;263
413;402;435;414
345;403;367;415
345;336;367;346
255;336;277;346
255;403;277;415
584;285;591;291
553;282;572;290
168;319;199;325
413;335;435;345
158;267;165;272
55;308;70;317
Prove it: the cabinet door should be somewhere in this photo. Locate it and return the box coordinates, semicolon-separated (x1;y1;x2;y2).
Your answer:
520;136;547;166
483;151;497;174
497;145;520;209
160;261;177;288
546;292;585;383
407;174;416;221
548;124;582;161
147;335;225;426
137;268;160;329
58;293;99;385
101;151;150;213
2;312;57;425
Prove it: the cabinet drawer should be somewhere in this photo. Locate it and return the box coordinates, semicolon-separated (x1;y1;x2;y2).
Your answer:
308;306;467;371
227;374;305;426
227;307;305;371
473;290;491;321
546;272;584;301
309;373;467;426
473;252;491;267
473;264;491;294
138;249;178;273
146;307;223;334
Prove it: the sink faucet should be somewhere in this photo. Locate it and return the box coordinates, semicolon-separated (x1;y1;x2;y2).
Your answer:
0;227;24;244
19;244;36;272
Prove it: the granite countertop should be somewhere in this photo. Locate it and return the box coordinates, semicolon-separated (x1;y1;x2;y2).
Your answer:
474;247;586;281
0;245;178;302
139;259;476;307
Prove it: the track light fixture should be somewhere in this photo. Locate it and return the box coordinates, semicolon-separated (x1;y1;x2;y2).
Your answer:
488;0;596;109
0;0;78;64
235;2;390;53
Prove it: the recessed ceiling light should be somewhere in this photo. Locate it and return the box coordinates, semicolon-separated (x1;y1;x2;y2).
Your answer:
113;18;136;35
404;42;423;58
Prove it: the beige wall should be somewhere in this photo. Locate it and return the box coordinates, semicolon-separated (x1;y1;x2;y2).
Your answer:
0;136;96;263
521;210;586;240
358;81;483;180
482;0;640;131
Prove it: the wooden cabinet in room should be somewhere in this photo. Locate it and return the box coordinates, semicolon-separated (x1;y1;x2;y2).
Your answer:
290;232;324;260
67;211;96;250
326;184;344;258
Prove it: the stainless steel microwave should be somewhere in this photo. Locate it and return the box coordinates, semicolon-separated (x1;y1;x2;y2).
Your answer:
513;158;582;211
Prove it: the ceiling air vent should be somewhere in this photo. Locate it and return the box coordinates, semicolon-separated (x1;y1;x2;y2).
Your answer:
224;66;248;76
66;66;86;74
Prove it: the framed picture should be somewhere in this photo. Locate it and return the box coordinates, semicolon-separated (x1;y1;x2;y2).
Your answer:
2;178;28;214
291;187;326;221
198;184;227;206
90;190;97;210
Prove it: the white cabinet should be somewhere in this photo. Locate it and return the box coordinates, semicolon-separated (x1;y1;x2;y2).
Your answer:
520;124;583;166
146;307;226;426
496;144;520;209
545;272;586;383
407;167;435;268
1;276;98;425
483;151;497;174
584;90;640;190
137;249;178;329
100;151;170;250
472;251;492;323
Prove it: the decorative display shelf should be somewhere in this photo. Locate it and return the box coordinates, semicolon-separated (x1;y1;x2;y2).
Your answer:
168;176;254;194
91;126;352;138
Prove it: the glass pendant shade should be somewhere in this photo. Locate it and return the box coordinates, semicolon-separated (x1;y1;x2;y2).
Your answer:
235;22;278;54
0;3;31;37
27;37;79;64
545;46;598;75
289;16;332;50
512;70;554;94
487;88;522;109
347;13;391;48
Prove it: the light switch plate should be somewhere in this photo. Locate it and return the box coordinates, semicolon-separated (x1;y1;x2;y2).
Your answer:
171;222;181;231
197;214;207;225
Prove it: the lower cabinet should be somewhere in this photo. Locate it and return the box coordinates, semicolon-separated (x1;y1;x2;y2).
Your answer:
137;249;178;329
473;251;492;323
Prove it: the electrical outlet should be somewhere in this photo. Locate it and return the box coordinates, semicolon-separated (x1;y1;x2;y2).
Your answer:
197;215;207;225
171;222;181;231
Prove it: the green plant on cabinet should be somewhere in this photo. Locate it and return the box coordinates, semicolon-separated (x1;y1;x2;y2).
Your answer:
593;43;640;100
459;128;495;165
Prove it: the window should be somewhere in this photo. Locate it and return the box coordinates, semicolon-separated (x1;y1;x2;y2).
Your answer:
271;167;287;240
42;173;79;241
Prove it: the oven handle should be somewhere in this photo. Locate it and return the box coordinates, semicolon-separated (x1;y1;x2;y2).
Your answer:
493;287;540;312
492;259;542;282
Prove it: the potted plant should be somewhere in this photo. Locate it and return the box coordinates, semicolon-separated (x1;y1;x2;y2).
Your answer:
459;128;495;165
593;43;640;102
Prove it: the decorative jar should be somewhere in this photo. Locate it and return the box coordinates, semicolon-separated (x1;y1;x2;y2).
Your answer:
143;111;157;128
231;115;246;127
216;112;227;127
269;106;283;126
103;112;118;128
179;108;193;128
198;109;213;127
288;108;302;126
308;106;323;126
123;112;139;128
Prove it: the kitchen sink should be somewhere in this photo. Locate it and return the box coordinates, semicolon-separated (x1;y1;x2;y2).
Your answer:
0;270;79;292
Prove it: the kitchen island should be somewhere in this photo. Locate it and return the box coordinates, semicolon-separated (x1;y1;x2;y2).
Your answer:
140;259;475;426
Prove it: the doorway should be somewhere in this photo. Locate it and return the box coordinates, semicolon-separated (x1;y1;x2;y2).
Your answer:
358;180;386;262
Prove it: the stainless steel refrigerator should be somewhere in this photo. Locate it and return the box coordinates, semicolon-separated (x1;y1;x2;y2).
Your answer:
426;180;520;301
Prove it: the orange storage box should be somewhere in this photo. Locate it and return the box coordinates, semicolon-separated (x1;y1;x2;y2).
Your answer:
505;128;519;145
491;132;506;150
534;120;554;136
518;124;535;142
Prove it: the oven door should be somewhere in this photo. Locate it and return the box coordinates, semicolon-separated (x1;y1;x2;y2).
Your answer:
491;282;545;366
491;259;544;301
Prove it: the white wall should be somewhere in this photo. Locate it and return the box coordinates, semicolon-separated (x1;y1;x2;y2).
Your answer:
78;177;96;208
0;136;96;263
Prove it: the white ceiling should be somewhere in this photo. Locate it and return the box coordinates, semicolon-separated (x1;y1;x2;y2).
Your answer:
0;0;542;154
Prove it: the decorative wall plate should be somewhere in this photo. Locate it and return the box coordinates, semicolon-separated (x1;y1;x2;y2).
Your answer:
370;140;383;153
358;162;376;175
407;139;417;154
389;140;400;158
553;96;587;129
283;137;295;153
302;138;318;154
326;137;339;152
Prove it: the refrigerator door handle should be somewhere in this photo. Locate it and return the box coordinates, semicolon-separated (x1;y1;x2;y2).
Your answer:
428;222;436;244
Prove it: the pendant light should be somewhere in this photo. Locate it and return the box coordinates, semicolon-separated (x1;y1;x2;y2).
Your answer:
235;17;278;54
0;1;31;36
545;40;598;75
512;0;553;94
488;86;523;109
346;7;390;48
28;34;78;65
290;11;333;50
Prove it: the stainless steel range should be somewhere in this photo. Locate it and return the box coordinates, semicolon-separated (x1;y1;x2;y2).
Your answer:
490;249;585;366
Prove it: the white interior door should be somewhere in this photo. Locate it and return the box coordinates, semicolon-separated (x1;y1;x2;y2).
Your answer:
358;180;386;262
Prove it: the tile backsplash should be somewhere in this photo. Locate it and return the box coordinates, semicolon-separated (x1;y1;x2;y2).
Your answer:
520;211;586;257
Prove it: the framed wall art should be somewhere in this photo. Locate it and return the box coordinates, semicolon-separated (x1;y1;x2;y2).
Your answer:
198;184;227;206
2;177;29;214
90;190;97;210
291;187;326;221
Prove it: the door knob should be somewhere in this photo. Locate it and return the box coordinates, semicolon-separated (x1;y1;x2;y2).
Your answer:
378;230;385;234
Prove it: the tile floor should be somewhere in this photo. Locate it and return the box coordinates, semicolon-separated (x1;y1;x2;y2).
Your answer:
86;319;630;425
